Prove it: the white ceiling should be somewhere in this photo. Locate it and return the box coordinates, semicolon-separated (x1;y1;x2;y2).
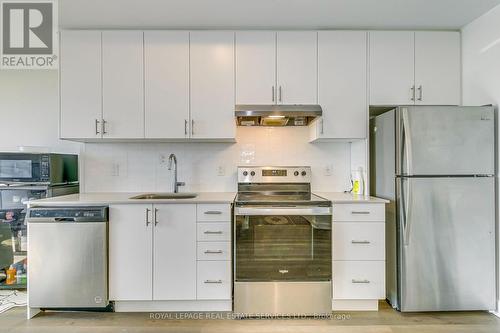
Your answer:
59;0;500;30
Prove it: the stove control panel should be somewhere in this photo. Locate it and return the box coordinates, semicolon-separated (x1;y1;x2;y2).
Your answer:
238;166;312;183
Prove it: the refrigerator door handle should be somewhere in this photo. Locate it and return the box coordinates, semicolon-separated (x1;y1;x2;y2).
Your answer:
399;177;412;246
400;108;413;176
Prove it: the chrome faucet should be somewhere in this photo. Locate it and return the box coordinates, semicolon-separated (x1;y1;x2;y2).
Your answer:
167;153;185;193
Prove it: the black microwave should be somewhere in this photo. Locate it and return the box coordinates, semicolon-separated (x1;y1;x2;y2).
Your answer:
0;153;78;185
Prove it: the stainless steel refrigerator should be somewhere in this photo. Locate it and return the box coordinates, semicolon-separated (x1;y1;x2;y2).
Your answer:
371;105;496;312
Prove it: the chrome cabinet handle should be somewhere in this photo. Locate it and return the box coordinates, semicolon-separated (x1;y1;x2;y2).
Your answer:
278;86;282;102
204;280;222;284
352;279;370;284
204;231;223;234
184;119;188;136
272;86;275;102
154;208;159;226
95;119;100;135
417;85;423;101
145;208;151;226
351;240;371;244
191;119;194;136
204;250;223;254
320;119;324;135
102;119;107;135
410;85;415;101
351;211;370;215
204;211;222;215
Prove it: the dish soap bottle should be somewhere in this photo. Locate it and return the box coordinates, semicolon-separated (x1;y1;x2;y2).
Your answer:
6;265;16;285
351;167;365;195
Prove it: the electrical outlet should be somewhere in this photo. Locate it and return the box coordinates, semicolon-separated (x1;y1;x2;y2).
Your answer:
159;154;167;166
217;165;226;176
111;163;120;176
324;164;333;176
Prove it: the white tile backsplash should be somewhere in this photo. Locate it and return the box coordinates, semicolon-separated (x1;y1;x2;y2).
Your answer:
83;127;355;193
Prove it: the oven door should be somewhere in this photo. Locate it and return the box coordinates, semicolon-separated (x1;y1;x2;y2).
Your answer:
234;205;332;282
0;154;45;183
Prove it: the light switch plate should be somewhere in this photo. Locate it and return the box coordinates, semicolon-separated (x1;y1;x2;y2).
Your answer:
217;166;226;176
325;164;333;176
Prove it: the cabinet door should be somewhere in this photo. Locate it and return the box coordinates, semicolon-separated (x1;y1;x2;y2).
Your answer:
190;31;235;139
235;31;276;104
317;31;367;139
276;31;317;104
153;204;197;300
414;31;460;106
60;30;102;139
370;31;415;105
144;31;190;138
102;31;144;139
109;204;153;300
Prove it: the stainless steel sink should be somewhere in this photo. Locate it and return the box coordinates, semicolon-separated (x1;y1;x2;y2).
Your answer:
130;193;198;200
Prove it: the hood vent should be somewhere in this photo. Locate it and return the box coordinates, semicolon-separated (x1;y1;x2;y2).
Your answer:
235;105;322;127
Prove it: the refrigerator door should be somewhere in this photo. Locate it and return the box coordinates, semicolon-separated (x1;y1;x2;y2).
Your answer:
396;106;494;176
397;176;495;311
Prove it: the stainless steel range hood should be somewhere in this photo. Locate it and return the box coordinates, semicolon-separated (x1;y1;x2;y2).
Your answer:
235;105;322;127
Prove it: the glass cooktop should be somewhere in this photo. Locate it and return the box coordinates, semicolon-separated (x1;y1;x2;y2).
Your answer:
235;192;330;206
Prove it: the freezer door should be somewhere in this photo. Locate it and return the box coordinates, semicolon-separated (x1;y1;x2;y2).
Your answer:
397;177;495;311
396;106;494;176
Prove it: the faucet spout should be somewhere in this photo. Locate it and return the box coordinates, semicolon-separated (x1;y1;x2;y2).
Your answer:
167;154;184;193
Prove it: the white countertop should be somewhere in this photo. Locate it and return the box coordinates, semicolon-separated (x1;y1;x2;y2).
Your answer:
28;192;236;206
314;192;390;204
28;191;388;207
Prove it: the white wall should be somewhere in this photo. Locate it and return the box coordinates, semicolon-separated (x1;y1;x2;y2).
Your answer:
82;127;353;193
0;70;80;153
462;3;500;311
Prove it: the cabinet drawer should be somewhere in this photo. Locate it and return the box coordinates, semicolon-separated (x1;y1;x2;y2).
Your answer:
197;241;231;261
333;222;385;261
333;203;385;222
333;261;385;299
197;261;231;300
197;223;231;241
197;204;231;222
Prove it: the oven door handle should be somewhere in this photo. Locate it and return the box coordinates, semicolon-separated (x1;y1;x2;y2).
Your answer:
235;206;332;216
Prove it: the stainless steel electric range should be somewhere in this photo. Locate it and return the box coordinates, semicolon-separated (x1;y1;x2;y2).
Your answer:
233;166;332;316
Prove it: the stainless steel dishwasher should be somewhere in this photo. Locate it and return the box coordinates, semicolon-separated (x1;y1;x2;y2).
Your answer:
27;206;108;309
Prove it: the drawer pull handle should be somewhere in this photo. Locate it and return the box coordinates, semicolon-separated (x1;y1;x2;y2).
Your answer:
204;279;223;284
204;231;223;234
351;211;370;215
352;279;370;284
351;240;371;244
204;211;223;215
204;250;223;254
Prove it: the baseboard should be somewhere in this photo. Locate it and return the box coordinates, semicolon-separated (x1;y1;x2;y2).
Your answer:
332;299;379;311
113;300;232;312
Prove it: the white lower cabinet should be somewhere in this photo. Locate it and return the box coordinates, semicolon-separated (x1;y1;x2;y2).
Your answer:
109;203;232;309
197;261;232;300
333;261;385;299
332;203;386;310
153;204;196;300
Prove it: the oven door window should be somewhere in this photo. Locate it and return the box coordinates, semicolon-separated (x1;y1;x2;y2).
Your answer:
235;214;331;281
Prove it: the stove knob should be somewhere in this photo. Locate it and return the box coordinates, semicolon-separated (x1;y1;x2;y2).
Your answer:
243;171;248;176
250;171;256;176
301;171;307;176
294;171;299;176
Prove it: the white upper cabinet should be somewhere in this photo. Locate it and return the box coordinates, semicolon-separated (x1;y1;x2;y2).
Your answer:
369;31;415;105
144;31;190;139
414;31;460;106
235;31;276;104
102;31;144;139
276;31;318;104
315;31;367;140
190;31;236;139
153;204;197;300
60;30;102;139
